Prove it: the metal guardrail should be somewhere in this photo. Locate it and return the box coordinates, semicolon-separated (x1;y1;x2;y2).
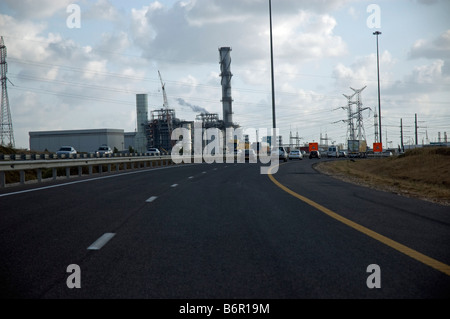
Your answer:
0;154;175;188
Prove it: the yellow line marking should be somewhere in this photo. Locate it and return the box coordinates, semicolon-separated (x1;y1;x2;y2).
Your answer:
268;164;450;277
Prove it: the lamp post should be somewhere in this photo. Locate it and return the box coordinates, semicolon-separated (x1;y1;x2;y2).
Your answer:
373;31;382;147
269;0;276;130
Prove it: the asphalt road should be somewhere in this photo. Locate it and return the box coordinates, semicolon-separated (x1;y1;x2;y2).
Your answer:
0;158;449;299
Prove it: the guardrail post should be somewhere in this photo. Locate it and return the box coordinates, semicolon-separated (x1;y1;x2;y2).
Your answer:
78;166;82;177
89;165;93;175
98;165;102;174
66;167;70;179
1;171;5;188
20;170;25;184
37;169;42;183
107;164;111;173
52;168;57;180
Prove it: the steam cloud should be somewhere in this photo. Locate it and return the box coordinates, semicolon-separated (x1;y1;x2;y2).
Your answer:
176;98;209;114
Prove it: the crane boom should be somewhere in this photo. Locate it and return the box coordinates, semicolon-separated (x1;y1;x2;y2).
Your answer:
157;70;173;150
158;70;169;109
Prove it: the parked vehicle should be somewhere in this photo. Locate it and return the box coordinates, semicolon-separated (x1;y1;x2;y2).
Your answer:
56;146;77;157
146;148;161;156
289;149;303;160
309;150;321;159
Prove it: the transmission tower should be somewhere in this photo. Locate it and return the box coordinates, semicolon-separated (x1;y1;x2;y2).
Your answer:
0;36;15;147
342;92;356;141
373;109;379;143
350;86;369;141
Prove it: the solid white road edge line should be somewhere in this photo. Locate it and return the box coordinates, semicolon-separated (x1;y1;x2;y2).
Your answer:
0;163;203;198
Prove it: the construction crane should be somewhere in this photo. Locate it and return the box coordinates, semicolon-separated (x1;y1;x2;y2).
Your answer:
157;70;173;150
158;70;169;109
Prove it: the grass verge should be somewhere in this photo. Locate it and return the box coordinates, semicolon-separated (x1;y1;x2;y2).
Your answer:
314;147;450;206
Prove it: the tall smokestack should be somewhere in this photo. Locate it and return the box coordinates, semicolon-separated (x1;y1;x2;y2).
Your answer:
219;47;233;127
134;93;148;153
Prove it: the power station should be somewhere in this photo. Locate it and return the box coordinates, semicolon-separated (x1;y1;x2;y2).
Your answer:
28;47;239;154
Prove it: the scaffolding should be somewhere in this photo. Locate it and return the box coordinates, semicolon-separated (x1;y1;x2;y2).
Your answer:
146;108;179;153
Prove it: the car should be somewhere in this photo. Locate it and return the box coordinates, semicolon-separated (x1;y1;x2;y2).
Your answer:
289;149;303;160
338;150;347;158
244;149;257;162
146;148;161;156
278;146;288;162
96;145;112;156
309;150;321;159
56;146;77;157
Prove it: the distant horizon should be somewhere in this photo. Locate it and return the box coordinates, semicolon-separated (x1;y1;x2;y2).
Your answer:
0;0;449;150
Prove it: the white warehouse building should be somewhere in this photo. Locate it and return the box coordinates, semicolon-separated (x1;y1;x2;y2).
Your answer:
29;128;126;153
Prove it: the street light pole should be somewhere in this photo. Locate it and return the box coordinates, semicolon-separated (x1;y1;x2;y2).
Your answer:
373;31;382;147
269;0;276;130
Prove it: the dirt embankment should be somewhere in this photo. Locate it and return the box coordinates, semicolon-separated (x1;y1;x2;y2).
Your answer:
314;147;450;206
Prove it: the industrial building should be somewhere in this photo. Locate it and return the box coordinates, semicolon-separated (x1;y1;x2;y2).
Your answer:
28;46;238;155
29;128;125;153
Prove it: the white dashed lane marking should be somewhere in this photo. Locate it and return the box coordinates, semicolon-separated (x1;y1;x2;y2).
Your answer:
145;196;158;203
87;233;116;250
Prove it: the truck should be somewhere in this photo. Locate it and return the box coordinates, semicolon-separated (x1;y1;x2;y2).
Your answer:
347;140;367;158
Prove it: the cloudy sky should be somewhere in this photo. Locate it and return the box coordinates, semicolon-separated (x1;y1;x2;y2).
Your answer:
1;0;449;150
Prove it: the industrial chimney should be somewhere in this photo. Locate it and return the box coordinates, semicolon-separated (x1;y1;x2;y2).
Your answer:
134;93;148;153
219;47;233;127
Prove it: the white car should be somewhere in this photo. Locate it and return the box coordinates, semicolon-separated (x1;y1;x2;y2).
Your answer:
96;145;112;156
146;148;161;156
289;149;303;160
56;146;77;157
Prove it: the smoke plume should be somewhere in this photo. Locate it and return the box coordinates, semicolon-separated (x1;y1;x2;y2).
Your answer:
176;98;209;114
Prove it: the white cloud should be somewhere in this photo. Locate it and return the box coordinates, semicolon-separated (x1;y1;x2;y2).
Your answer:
84;0;120;21
1;0;74;20
409;29;450;60
332;51;395;92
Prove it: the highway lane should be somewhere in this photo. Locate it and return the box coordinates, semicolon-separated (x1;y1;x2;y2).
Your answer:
0;159;449;298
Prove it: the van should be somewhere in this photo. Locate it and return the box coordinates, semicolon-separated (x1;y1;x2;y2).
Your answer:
327;146;339;158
